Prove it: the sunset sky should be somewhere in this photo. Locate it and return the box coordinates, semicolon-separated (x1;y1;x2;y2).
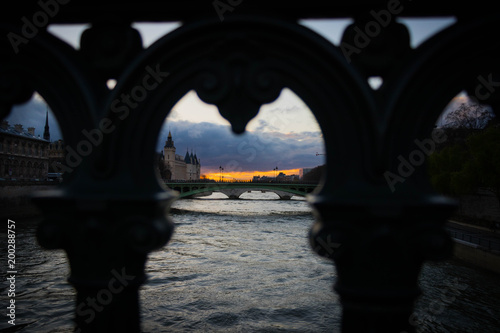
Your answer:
5;18;456;180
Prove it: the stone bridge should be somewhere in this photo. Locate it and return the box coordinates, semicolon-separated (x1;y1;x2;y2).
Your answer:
164;182;317;199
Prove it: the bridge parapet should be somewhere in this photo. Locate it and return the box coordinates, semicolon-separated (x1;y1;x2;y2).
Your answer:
164;182;317;199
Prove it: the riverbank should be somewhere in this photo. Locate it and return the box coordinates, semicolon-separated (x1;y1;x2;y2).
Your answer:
0;182;58;220
3;182;500;276
447;220;500;274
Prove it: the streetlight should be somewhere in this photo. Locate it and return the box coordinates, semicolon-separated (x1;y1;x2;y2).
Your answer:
219;165;224;182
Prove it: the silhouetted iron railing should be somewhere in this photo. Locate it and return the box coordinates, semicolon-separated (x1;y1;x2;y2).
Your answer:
448;230;500;253
1;2;499;332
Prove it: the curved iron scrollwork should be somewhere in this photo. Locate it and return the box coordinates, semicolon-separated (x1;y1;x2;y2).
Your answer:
104;17;377;192
1;9;499;332
194;53;284;134
0;24;97;143
383;15;500;157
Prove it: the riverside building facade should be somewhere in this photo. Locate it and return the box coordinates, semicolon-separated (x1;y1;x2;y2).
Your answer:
0;120;49;180
161;131;201;180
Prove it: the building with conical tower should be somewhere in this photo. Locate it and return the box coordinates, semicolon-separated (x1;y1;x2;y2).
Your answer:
161;131;201;180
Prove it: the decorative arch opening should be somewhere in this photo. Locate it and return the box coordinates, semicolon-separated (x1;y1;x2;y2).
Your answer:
3;94;64;178
107;17;372;331
155;88;325;186
428;90;498;228
0;26;98;332
381;16;500;199
0;90;69;220
375;17;500;332
144;84;334;330
101;16;375;202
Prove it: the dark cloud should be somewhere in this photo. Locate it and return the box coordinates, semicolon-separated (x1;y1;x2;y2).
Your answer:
253;119;279;132
157;120;325;173
6;99;324;173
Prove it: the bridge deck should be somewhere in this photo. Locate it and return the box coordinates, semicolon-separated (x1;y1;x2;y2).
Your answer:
164;182;318;199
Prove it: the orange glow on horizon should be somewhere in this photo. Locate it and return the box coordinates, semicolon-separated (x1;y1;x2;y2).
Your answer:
202;168;302;181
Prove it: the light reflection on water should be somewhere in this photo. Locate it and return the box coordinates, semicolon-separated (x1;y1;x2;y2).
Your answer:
141;192;339;332
1;192;499;332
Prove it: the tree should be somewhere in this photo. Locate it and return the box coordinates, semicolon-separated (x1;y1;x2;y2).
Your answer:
428;125;500;203
303;165;325;183
428;144;470;195
155;157;171;180
465;126;500;201
443;102;493;131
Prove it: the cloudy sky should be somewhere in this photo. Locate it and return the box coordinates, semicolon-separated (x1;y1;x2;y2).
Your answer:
5;17;457;180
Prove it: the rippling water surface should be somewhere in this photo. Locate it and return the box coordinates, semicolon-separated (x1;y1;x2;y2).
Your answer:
141;193;338;332
1;192;499;332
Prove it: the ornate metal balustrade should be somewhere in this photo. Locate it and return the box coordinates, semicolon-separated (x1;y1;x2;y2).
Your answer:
1;1;499;332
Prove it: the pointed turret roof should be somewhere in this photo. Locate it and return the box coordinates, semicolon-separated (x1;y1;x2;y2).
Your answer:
184;150;191;164
165;131;175;148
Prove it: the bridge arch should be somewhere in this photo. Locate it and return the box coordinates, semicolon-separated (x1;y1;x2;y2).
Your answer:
238;190;284;200
219;188;296;200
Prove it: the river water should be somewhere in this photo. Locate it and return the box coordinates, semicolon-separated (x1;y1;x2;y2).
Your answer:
1;192;499;332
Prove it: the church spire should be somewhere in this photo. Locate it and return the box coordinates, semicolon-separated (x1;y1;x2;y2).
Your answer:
43;108;50;141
